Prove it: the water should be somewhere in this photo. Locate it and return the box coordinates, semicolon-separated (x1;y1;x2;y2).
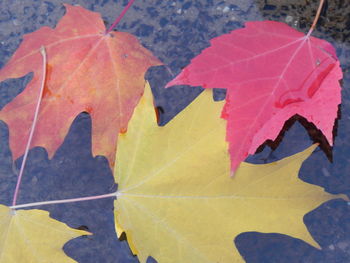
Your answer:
0;0;349;262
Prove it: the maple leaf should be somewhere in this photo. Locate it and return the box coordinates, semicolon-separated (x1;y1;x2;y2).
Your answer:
165;21;342;173
0;4;161;167
0;205;89;262
113;83;345;263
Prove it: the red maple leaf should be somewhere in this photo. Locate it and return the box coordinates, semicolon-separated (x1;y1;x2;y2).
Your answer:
0;4;161;167
166;21;342;173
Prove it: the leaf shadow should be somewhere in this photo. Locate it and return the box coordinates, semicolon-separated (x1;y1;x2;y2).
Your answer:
255;106;342;163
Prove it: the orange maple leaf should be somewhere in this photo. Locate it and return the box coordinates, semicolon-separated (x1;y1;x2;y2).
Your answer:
0;4;161;167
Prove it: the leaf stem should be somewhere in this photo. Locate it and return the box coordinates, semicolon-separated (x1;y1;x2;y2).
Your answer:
10;192;117;210
105;0;136;34
306;0;324;37
12;46;47;206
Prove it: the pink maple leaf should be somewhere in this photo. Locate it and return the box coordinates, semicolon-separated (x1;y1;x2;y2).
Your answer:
166;21;342;173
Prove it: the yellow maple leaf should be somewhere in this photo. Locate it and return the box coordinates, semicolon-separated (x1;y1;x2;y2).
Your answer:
0;205;89;262
114;83;345;263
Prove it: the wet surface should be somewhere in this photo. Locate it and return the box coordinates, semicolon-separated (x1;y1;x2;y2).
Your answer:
0;0;349;262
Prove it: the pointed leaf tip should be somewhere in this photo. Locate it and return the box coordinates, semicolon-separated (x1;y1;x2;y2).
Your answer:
0;205;89;262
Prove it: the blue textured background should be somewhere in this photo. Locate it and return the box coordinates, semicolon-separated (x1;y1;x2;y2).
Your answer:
0;0;349;262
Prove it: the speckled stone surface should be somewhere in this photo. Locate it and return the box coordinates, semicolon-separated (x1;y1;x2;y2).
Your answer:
0;0;349;262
